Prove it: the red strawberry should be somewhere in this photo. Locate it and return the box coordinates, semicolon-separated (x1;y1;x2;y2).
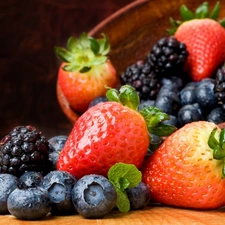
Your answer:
57;85;176;179
55;33;117;113
169;2;225;81
175;18;225;81
142;121;225;210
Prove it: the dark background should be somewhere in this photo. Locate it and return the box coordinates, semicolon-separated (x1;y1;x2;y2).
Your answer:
0;0;135;139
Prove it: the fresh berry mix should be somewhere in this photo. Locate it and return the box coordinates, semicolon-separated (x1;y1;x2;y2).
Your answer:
71;174;117;219
1;1;225;222
7;187;51;220
40;170;77;215
0;173;19;214
0;125;51;177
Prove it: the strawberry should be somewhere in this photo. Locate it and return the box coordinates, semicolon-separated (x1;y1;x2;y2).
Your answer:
57;85;176;179
55;33;117;113
169;2;225;81
141;121;225;210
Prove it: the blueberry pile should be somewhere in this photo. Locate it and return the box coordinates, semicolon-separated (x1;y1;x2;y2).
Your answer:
0;169;150;220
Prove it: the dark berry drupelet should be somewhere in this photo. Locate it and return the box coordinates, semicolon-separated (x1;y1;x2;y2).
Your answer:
120;60;161;100
0;125;51;177
147;36;188;76
214;63;225;111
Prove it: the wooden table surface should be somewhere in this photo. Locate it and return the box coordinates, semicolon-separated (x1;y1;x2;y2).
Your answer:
1;205;225;225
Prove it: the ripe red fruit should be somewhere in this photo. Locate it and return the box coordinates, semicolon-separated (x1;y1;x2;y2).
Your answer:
142;121;225;210
55;33;117;113
175;18;225;81
57;85;176;179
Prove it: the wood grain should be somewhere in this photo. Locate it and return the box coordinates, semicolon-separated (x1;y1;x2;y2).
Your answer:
1;206;225;225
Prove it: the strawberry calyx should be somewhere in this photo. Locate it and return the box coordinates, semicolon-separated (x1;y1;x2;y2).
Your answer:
208;128;225;178
168;1;225;35
54;32;110;73
106;85;177;138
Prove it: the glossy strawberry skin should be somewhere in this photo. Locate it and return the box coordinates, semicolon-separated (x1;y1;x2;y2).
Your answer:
142;121;225;210
175;19;225;82
58;60;117;113
57;102;149;179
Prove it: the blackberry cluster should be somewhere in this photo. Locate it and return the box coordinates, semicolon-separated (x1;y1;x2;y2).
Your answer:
214;64;225;111
0;125;51;177
120;60;161;100
147;36;188;75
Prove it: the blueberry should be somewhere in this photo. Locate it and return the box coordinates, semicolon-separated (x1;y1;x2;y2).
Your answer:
126;182;150;210
40;170;77;215
72;174;117;219
0;174;19;214
195;78;217;110
138;99;155;111
155;85;180;115
178;103;204;127
206;107;225;124
7;187;50;220
162;114;179;127
88;96;108;108
180;85;196;105
20;171;43;188
48;135;68;169
160;76;184;90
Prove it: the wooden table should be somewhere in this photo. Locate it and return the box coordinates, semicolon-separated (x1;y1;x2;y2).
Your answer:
1;205;225;225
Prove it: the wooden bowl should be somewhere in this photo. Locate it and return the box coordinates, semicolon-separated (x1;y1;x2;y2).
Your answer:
57;0;225;124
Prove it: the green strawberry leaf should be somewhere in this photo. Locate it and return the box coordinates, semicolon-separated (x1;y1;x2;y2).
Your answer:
148;124;177;137
209;1;220;20
89;37;100;55
106;85;140;110
219;18;225;28
180;5;195;21
140;106;177;136
54;32;110;72
195;2;209;18
208;128;225;178
106;88;120;103
67;37;81;52
119;85;139;110
108;163;142;212
54;47;74;63
98;33;110;56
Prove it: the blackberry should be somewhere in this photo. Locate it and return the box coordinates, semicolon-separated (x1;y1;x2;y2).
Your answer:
120;60;161;100
147;36;188;75
214;64;225;110
0;125;51;177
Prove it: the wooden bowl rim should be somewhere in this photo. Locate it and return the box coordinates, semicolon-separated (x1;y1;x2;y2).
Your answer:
88;0;149;36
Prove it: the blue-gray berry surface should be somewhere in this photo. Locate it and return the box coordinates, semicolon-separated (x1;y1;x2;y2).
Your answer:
72;174;117;219
20;171;43;188
48;135;68;169
40;170;77;215
126;182;150;210
7;187;51;220
0;173;19;214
